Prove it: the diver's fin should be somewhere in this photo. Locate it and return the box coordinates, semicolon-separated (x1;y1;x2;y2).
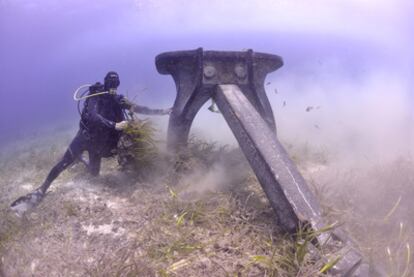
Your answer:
10;189;44;216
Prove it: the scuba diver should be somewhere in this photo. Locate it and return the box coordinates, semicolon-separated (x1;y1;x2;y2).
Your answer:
10;71;170;214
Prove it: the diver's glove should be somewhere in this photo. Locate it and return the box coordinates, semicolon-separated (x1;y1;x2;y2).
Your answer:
115;120;129;131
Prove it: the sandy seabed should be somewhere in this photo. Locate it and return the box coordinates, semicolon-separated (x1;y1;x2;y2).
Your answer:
0;127;413;277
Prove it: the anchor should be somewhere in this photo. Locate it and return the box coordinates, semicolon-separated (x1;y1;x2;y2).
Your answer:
155;48;378;276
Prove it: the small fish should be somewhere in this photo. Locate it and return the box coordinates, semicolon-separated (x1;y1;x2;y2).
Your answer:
208;99;220;113
282;101;286;107
306;106;314;112
266;82;271;85
314;124;320;129
274;89;278;94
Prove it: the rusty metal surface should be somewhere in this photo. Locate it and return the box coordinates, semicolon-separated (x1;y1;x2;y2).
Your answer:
155;48;381;276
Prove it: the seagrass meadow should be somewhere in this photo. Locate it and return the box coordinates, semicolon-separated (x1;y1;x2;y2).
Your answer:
0;126;413;276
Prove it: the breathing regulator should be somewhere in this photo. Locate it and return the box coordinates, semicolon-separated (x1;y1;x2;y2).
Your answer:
72;71;123;117
73;71;120;101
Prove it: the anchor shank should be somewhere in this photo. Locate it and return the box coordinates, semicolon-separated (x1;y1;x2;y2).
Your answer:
214;84;324;232
214;84;365;276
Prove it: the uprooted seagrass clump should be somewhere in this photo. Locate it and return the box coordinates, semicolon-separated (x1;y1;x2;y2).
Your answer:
117;119;158;173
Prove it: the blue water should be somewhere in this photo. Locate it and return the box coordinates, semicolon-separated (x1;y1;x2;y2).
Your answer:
0;0;412;153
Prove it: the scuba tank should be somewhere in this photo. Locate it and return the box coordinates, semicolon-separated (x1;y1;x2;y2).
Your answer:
74;82;107;117
75;82;106;132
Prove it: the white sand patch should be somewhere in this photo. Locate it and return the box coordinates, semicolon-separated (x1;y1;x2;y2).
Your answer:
21;184;34;191
76;195;88;202
82;223;125;237
106;197;128;210
106;199;121;209
63;181;75;187
30;259;38;273
66;185;98;203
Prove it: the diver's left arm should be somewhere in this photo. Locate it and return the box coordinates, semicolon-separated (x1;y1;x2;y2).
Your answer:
117;95;171;115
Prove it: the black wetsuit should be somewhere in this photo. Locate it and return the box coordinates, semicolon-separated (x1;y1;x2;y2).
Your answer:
38;93;166;194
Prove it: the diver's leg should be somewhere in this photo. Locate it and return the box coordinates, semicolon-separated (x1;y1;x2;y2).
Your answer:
88;151;102;176
38;133;85;193
11;132;86;211
38;150;76;193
